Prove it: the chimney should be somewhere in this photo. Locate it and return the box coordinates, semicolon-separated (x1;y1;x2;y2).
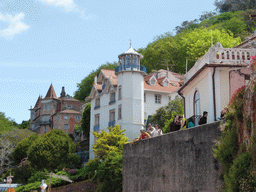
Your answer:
94;73;97;85
60;86;66;98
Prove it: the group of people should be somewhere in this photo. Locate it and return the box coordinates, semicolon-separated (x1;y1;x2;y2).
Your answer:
136;111;210;141
136;124;163;141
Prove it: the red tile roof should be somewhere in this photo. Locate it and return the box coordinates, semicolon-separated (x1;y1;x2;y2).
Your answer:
144;81;181;93
144;74;154;82
101;69;117;79
33;95;41;109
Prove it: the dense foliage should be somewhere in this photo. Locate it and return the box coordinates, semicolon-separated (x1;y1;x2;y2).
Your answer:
82;125;127;192
214;0;256;13
74;62;118;101
81;103;91;140
214;85;256;191
0;128;35;176
0;112;14;133
27;129;80;171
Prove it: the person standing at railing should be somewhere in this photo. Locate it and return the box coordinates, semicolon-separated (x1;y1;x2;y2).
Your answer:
187;117;195;128
199;111;208;125
151;124;162;137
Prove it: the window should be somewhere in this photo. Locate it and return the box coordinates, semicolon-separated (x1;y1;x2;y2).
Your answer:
76;116;80;120
118;86;122;100
42;115;50;121
43;104;50;110
109;92;116;104
95;114;100;126
31;112;35;120
95;97;100;109
155;94;161;104
109;109;115;122
163;81;168;87
44;127;47;133
150;79;155;85
64;116;69;120
118;105;122;120
194;90;200;116
67;104;72;109
64;124;69;130
144;93;146;102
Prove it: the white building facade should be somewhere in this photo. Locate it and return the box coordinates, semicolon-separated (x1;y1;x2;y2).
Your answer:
89;47;183;159
178;42;253;125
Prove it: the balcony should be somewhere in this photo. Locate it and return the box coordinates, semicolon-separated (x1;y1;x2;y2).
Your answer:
184;46;256;83
109;100;116;105
108;121;115;127
115;65;147;74
93;125;100;132
94;105;100;110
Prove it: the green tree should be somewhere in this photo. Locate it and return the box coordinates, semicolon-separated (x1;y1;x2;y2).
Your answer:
0;128;35;175
151;97;184;129
214;0;256;13
17;120;30;129
13;134;39;165
81;103;91;140
74;62;118;101
0;112;14;133
92;125;128;161
27;129;79;171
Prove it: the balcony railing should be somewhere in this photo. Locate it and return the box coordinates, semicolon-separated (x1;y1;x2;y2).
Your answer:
93;125;99;132
94;105;100;110
115;65;147;74
109;100;116;105
108;121;115;127
184;46;256;83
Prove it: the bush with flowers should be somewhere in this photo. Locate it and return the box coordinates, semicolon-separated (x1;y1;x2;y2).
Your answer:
250;54;256;72
214;85;256;191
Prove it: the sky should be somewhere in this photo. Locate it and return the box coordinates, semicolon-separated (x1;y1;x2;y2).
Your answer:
0;0;216;124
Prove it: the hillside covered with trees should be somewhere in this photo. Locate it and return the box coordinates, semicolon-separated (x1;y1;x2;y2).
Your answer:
74;1;256;101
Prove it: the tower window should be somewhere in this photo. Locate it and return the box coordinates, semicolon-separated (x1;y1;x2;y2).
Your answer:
118;105;122;120
118;86;122;100
64;124;69;130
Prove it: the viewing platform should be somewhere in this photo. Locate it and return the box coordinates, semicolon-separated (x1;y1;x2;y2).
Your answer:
185;43;256;82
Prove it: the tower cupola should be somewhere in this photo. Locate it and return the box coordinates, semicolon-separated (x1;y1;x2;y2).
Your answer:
115;43;146;74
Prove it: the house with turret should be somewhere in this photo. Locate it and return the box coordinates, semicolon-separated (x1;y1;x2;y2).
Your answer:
29;84;83;135
88;45;183;159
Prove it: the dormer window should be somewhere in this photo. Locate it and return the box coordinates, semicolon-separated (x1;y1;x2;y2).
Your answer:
150;79;155;85
163;81;168;87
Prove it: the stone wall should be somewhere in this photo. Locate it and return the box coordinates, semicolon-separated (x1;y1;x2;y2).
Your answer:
123;121;222;192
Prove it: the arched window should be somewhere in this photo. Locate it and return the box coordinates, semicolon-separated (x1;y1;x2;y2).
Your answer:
194;90;200;117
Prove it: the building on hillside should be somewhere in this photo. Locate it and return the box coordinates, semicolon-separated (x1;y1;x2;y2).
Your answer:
29;84;83;135
88;46;183;159
178;42;254;125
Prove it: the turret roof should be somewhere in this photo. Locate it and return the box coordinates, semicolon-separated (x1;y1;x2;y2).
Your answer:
44;84;57;99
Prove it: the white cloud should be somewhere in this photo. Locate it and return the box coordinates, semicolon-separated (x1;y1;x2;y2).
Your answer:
39;0;76;11
0;13;30;39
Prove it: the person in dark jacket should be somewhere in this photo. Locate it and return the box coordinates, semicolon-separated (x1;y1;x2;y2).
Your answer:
198;111;208;125
170;115;181;132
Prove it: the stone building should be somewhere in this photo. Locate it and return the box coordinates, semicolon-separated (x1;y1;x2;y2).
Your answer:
88;46;183;159
29;84;83;135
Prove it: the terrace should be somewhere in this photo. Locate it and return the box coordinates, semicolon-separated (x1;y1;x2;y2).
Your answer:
184;44;256;82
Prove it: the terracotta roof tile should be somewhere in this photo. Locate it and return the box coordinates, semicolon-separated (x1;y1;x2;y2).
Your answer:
95;84;102;91
101;69;117;79
157;76;166;84
33;96;41;109
144;74;153;82
144;81;181;93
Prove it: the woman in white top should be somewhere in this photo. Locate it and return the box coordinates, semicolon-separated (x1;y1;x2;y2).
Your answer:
151;124;163;137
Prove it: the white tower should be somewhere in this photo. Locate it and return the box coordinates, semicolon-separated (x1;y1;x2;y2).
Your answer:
115;44;147;140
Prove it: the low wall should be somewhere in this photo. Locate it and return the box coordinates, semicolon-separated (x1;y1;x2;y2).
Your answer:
123;121;222;192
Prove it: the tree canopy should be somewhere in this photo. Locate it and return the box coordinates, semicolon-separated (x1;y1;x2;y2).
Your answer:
27;129;79;171
214;0;256;13
0;112;14;133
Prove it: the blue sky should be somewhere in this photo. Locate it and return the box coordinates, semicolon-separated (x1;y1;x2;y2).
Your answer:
0;0;216;123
